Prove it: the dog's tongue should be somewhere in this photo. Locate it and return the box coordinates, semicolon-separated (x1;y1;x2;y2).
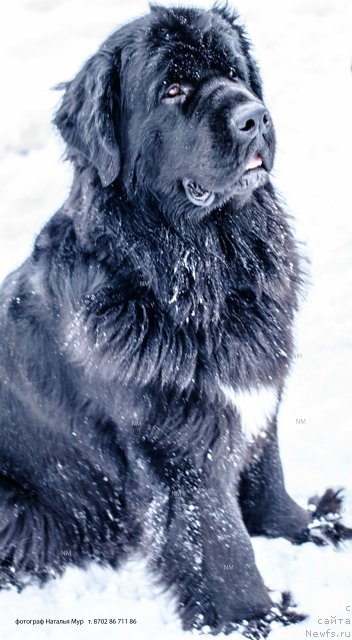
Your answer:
246;154;263;171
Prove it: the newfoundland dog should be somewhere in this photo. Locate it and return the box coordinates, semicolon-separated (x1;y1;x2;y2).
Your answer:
0;3;350;637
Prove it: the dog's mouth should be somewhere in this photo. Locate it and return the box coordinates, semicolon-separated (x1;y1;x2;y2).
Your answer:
233;153;268;194
182;178;215;207
244;153;263;172
183;154;266;206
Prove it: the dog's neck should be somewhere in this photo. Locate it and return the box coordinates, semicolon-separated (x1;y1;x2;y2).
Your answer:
63;167;301;330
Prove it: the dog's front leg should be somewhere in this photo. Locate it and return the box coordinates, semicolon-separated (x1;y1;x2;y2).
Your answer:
152;469;272;634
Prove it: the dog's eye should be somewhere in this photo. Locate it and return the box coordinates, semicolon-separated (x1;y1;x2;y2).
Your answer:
165;84;183;98
228;68;238;80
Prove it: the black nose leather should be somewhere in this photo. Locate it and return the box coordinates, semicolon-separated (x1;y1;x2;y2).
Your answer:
233;103;270;138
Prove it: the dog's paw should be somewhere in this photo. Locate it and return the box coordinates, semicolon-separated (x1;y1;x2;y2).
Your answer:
191;592;305;637
232;592;306;639
307;488;352;546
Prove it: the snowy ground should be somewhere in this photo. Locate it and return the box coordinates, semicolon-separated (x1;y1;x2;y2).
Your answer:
0;0;352;638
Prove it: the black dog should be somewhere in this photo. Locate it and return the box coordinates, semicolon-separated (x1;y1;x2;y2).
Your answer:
0;4;350;636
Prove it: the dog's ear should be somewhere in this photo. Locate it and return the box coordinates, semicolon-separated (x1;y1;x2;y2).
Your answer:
54;52;120;187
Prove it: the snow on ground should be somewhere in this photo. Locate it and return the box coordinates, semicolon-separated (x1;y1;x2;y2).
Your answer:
0;0;351;638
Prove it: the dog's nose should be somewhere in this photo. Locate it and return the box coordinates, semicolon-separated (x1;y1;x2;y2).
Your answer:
232;103;270;138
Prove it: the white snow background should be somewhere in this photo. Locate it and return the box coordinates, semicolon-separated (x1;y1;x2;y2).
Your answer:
0;0;351;638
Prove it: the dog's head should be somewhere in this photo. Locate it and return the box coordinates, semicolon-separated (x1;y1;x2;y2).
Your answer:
55;4;276;221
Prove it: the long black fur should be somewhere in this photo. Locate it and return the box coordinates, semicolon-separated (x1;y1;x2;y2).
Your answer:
0;4;350;634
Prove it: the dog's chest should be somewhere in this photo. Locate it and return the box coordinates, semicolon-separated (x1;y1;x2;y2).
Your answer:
163;238;290;441
218;383;278;440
